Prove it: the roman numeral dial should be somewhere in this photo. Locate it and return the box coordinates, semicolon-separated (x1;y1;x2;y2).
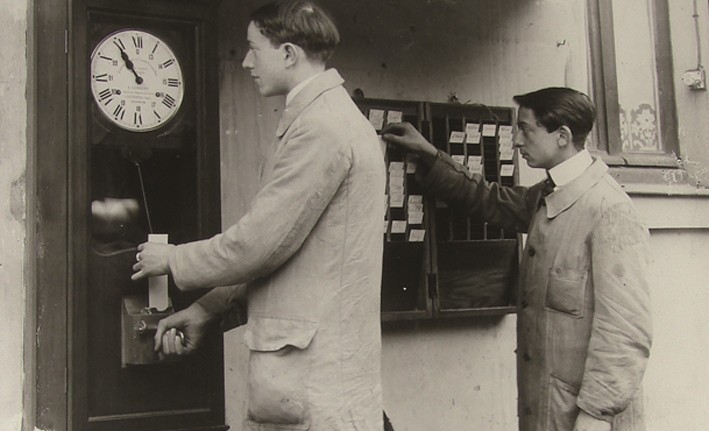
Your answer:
90;29;184;132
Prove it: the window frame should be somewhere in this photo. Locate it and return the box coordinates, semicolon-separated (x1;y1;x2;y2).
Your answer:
587;0;680;169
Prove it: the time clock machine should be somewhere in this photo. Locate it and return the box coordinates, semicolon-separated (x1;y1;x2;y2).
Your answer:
68;1;226;430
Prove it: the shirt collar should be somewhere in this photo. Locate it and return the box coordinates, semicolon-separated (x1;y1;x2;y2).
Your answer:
285;72;321;106
547;149;593;189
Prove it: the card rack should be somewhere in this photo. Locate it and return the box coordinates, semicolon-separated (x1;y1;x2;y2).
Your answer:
354;97;519;321
425;103;517;242
355;98;432;321
425;103;518;317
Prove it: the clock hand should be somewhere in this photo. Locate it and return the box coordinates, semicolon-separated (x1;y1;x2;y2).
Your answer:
119;48;144;85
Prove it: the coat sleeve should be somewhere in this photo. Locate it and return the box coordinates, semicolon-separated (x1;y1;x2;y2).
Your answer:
194;285;248;331
420;150;536;233
577;200;653;422
168;119;351;289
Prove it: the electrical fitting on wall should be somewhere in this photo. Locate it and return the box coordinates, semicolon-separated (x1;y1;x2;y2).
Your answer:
684;0;706;90
683;66;706;90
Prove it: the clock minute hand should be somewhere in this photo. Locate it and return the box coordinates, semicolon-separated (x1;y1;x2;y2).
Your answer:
119;48;144;85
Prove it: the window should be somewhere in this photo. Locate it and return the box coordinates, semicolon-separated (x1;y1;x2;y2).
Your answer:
587;0;679;168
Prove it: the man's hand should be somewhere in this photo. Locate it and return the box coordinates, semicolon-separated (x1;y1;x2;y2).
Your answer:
154;302;215;358
381;122;438;158
132;242;176;281
573;410;611;431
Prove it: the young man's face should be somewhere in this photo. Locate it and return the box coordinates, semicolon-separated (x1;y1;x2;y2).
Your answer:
513;106;565;170
242;22;289;97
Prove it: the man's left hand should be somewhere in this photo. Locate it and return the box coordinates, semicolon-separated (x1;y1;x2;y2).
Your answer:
573;410;611;431
131;242;176;280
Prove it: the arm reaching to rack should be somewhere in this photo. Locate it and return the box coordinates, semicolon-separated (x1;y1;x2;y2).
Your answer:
382;122;438;159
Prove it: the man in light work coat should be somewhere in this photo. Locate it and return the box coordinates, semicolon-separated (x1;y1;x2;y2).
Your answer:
132;1;386;429
382;87;652;431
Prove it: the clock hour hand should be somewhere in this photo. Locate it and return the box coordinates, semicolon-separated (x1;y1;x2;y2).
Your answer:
119;48;144;85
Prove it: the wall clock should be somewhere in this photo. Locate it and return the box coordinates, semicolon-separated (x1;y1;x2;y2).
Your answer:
90;28;185;132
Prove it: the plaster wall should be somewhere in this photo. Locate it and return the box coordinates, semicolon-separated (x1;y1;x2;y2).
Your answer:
643;227;709;431
670;1;709;187
0;0;28;430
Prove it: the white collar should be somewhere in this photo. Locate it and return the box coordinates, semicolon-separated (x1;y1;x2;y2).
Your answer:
548;149;592;188
286;72;321;106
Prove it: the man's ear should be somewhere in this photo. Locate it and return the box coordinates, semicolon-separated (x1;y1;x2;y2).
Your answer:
283;43;298;67
557;125;574;148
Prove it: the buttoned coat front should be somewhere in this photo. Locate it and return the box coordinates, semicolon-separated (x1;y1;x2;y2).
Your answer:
169;69;386;431
422;152;652;431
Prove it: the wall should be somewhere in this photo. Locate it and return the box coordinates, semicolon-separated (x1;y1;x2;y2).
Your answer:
670;1;709;187
330;0;589;106
633;196;709;431
381;318;517;430
0;0;28;430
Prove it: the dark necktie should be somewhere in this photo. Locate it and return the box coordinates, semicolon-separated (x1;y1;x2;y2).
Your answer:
539;173;555;207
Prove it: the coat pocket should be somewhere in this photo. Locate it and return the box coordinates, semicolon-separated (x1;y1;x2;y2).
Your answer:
244;317;318;429
546;374;580;431
545;268;588;318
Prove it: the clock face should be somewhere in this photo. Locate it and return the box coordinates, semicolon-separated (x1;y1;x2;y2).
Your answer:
90;29;184;132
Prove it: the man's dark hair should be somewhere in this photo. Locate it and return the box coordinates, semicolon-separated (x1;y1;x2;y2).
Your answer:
513;87;596;149
250;0;340;62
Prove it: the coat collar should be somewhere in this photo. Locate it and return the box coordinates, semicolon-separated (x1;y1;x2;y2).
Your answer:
275;68;344;137
544;157;609;219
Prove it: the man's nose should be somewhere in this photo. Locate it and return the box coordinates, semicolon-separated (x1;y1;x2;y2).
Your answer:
512;131;523;148
242;52;252;69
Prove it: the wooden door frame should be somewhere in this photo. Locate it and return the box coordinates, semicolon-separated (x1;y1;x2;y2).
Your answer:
27;0;70;430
